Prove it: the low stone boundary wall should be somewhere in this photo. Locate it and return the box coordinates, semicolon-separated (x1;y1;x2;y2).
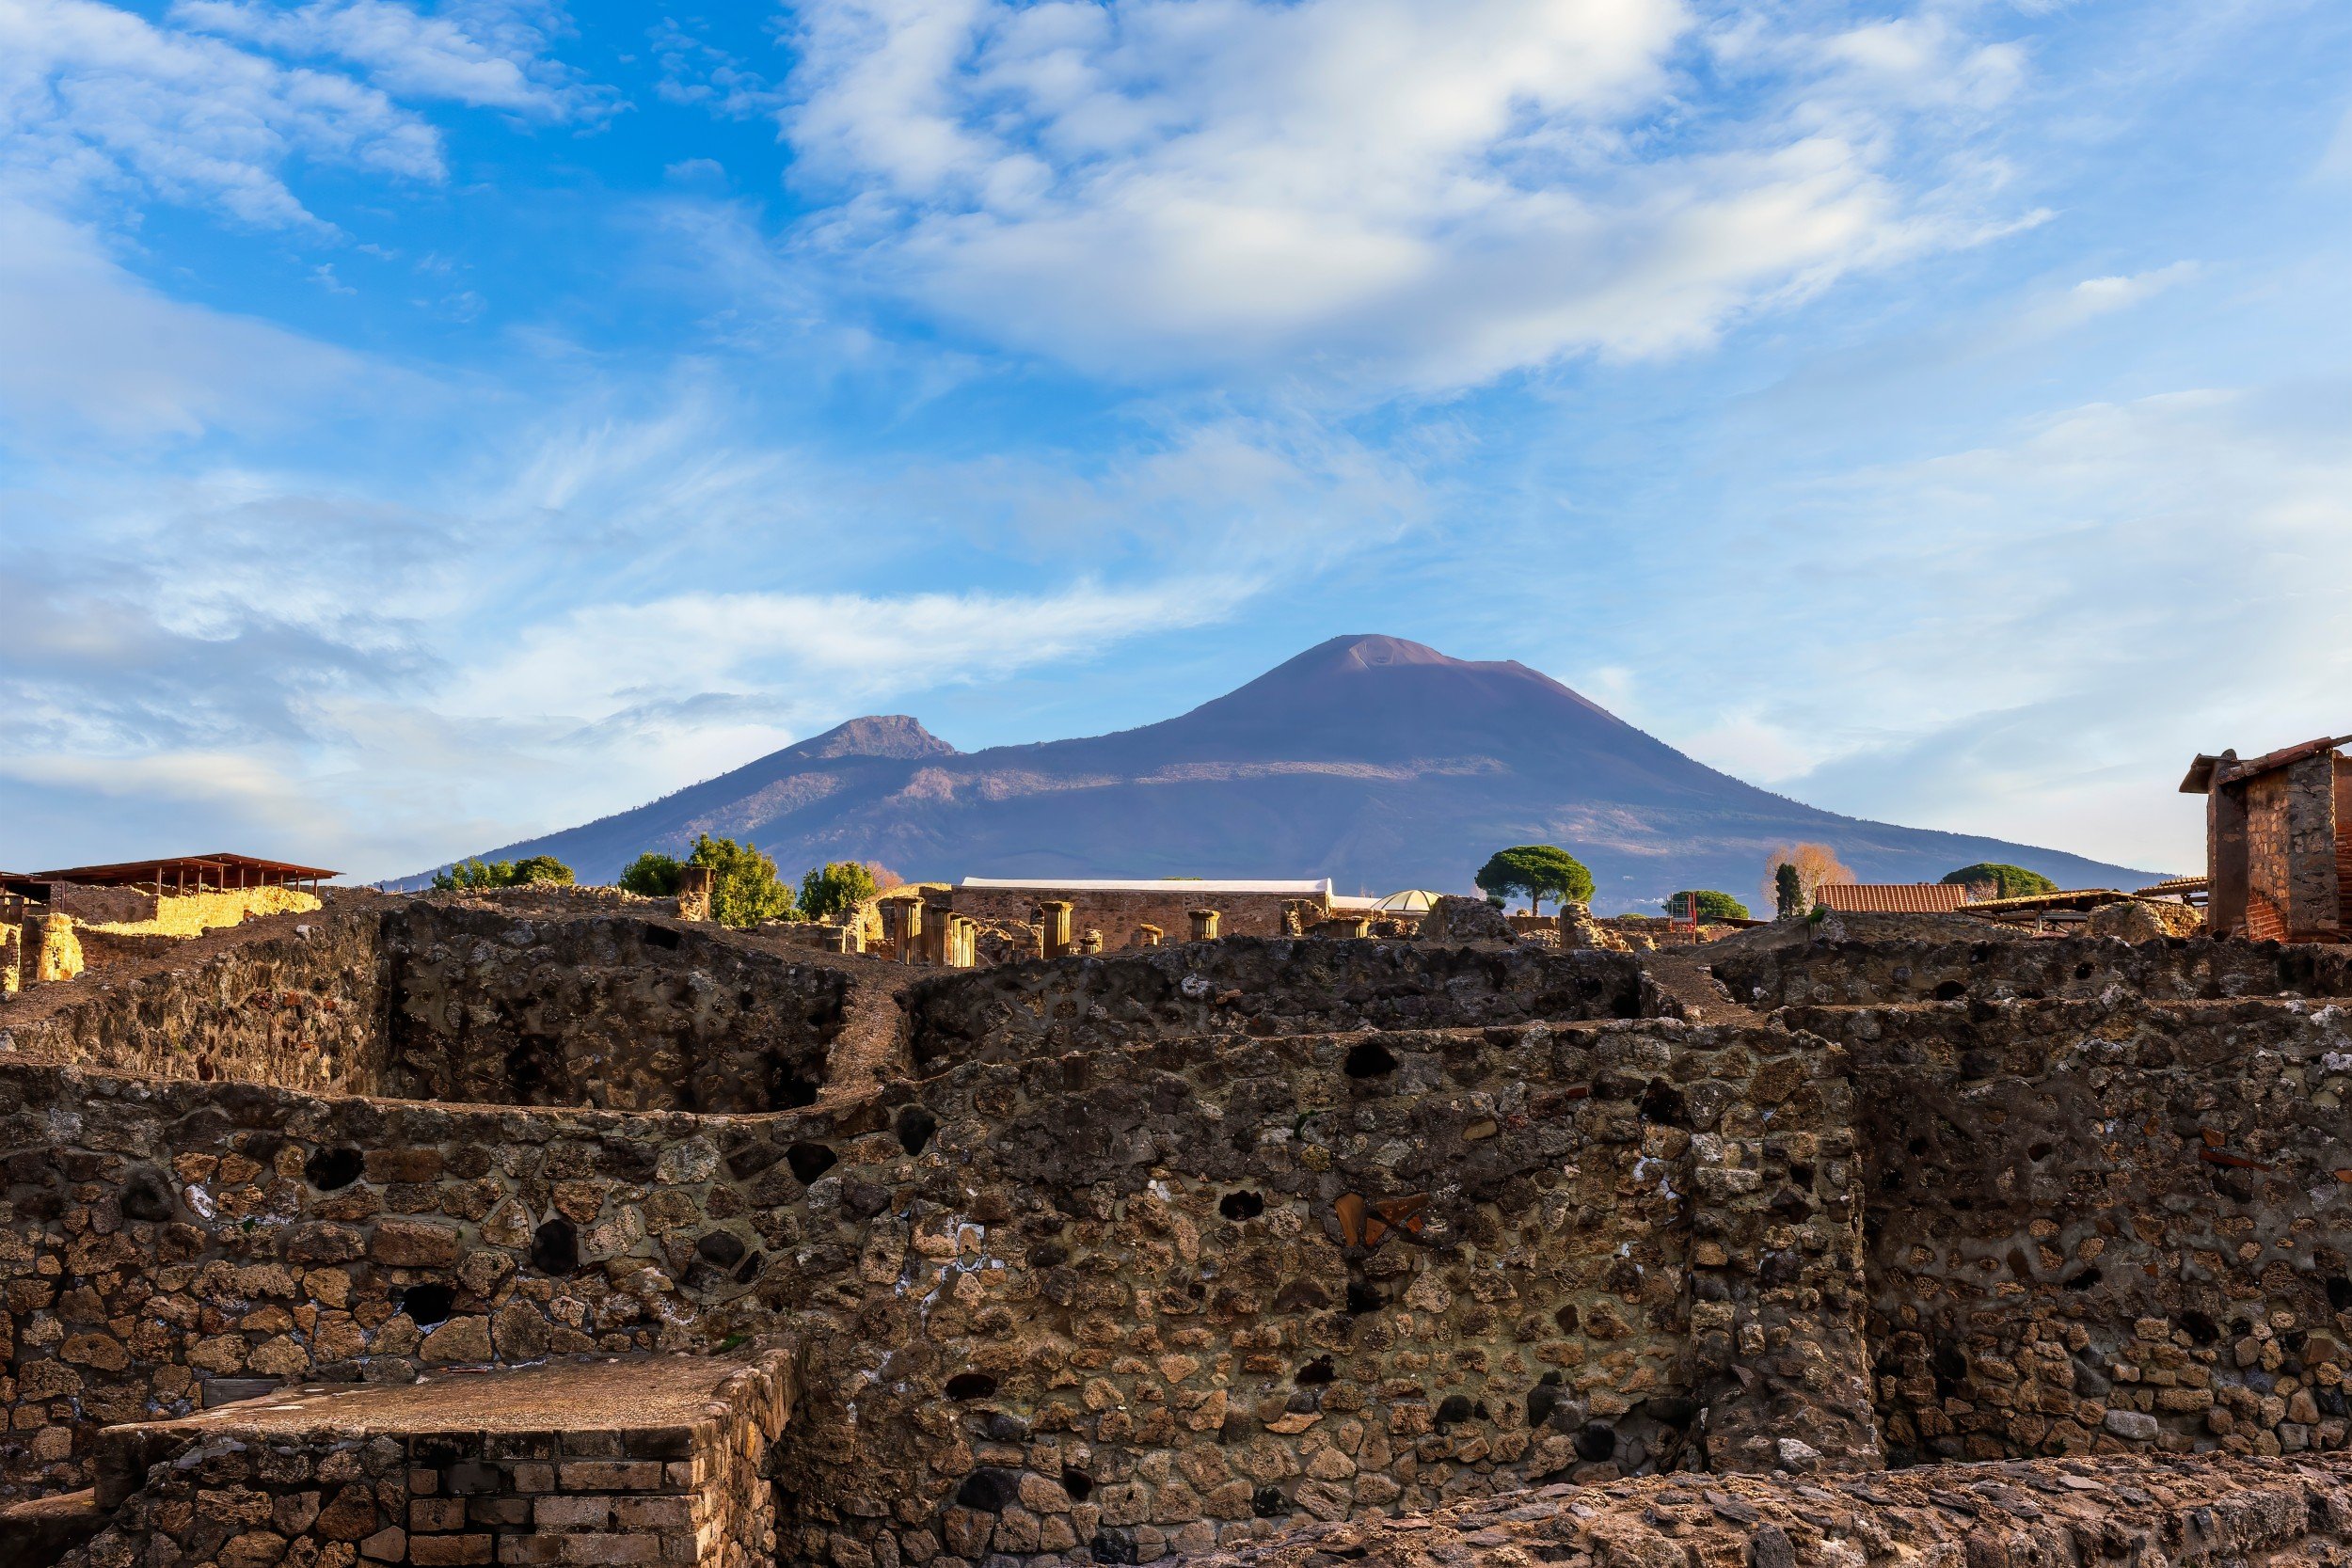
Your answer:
64;1353;793;1568
1180;1454;2352;1568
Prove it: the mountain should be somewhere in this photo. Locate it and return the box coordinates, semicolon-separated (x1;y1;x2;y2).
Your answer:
417;635;2166;910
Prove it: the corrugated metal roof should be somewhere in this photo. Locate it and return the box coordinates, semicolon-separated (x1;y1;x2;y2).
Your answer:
959;877;1333;895
1815;882;1975;913
1956;888;2130;914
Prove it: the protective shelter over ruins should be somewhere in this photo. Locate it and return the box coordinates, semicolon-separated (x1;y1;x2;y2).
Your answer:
2183;734;2352;941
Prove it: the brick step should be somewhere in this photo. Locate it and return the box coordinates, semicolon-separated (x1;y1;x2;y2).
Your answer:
76;1353;793;1568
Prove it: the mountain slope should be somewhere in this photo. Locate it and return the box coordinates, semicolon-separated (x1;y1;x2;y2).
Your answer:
422;635;2166;909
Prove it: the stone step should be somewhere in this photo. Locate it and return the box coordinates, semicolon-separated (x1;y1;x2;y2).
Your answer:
81;1353;793;1568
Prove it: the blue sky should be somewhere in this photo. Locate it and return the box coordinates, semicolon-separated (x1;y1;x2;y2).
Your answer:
3;0;2349;883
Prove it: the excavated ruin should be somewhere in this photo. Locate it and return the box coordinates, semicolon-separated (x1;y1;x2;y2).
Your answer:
4;889;2352;1568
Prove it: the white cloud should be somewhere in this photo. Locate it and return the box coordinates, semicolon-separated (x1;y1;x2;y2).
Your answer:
1716;380;2352;870
771;0;2033;390
169;0;603;119
0;0;446;227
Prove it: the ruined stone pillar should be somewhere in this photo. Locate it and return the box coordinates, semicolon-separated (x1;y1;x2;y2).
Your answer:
0;920;19;996
675;866;714;923
951;917;976;968
1188;908;1219;942
1344;915;1371;939
33;914;83;985
1136;923;1163;947
1079;928;1104;956
1681;1024;1881;1475
924;904;953;966
898;899;924;964
1040;901;1073;959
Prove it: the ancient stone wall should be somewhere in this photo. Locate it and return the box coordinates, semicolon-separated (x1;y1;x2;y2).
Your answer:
0;911;387;1095
2245;754;2341;941
1709;933;2352;1009
1788;995;2352;1465
948;890;1319;953
902;942;1656;1069
382;904;863;1112
1183;1454;2352;1568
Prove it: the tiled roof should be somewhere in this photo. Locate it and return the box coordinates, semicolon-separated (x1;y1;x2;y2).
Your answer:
1815;882;1975;913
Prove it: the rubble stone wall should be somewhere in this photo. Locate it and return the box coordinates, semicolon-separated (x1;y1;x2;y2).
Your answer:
1787;997;2352;1465
382;904;863;1113
902;942;1656;1068
0;911;388;1095
1710;934;2352;1009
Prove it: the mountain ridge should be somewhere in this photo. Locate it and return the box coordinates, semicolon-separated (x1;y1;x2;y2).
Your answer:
411;634;2166;908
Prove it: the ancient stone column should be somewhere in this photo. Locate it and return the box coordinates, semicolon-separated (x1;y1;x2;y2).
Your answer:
925;904;953;966
675;865;714;923
1136;923;1163;947
1187;908;1219;942
1040;901;1073;959
34;914;83;984
1344;915;1371;939
951;917;976;968
898;899;924;964
0;920;19;995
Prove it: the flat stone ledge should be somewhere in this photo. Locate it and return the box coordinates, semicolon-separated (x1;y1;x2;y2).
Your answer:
1180;1454;2352;1568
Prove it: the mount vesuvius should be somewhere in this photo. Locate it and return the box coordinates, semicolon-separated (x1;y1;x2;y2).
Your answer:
421;635;2161;909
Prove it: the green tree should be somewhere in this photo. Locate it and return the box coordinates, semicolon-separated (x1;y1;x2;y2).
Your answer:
799;861;879;923
1774;863;1806;920
1667;889;1750;923
1473;845;1595;916
1942;863;2058;899
431;855;573;891
691;833;797;927
617;852;686;897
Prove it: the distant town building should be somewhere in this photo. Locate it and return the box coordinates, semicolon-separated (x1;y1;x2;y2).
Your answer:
2182;735;2352;942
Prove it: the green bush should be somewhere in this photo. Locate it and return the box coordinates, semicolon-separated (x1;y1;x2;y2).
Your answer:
1666;889;1750;922
431;854;574;891
691;833;797;927
1473;846;1596;915
799;861;879;923
617;852;685;897
1941;863;2058;898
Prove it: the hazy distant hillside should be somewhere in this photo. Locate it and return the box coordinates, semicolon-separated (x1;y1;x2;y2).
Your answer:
416;635;2163;911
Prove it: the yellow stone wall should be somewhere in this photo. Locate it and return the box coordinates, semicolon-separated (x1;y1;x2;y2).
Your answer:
84;883;321;938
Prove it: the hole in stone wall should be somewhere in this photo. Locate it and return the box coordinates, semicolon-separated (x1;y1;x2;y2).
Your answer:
2180;1310;2221;1344
121;1170;176;1223
775;1072;820;1110
1344;1281;1385;1315
2328;1277;2352;1312
1060;1466;1094;1502
1932;981;1966;1001
400;1284;454;1326
896;1107;937;1156
787;1142;838;1184
1636;1080;1684;1124
306;1147;365;1191
532;1217;580;1275
1295;1356;1334;1386
1435;1395;1473;1426
1343;1041;1398;1078
945;1372;998;1401
1573;1422;1615;1461
2074;963;2095;980
1251;1488;1288;1519
2027;1143;2054;1163
1219;1191;1264;1221
1527;1377;1561;1429
955;1468;1019;1512
2062;1268;2103;1291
